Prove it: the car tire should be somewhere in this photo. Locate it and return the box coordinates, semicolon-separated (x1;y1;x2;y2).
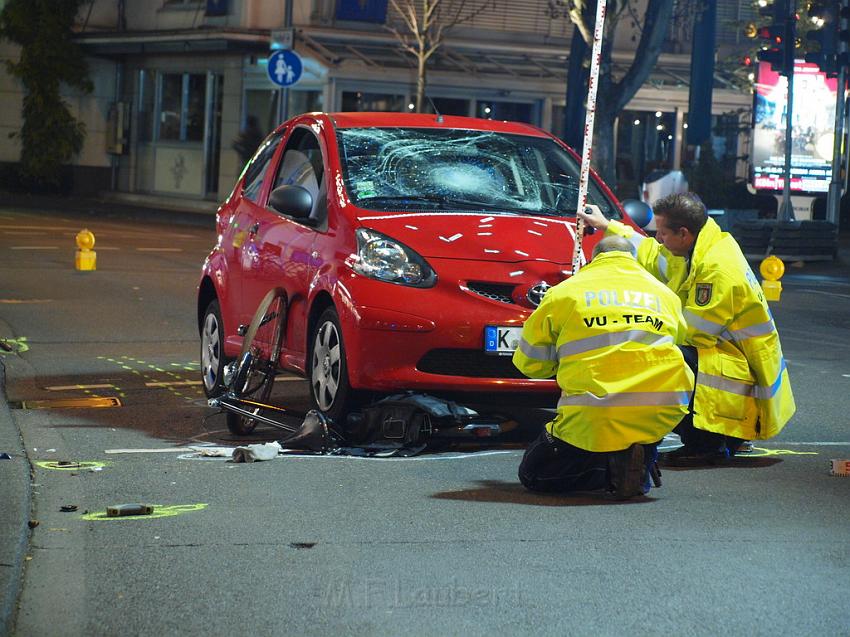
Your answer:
309;307;361;425
201;299;229;398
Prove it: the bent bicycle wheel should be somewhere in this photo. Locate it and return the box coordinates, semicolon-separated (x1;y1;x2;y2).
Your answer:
226;288;287;435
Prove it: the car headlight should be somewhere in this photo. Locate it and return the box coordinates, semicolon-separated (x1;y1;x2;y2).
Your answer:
354;228;437;288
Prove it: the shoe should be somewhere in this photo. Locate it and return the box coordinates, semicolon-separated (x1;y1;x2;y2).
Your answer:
734;440;754;454
605;443;645;500
658;445;730;467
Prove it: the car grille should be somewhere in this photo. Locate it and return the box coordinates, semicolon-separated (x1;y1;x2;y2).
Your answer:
417;348;528;378
466;281;516;305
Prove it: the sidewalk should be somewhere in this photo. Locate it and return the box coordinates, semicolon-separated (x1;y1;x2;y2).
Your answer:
0;360;29;637
0;190;218;228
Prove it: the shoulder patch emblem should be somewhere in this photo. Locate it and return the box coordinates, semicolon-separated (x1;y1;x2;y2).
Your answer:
695;283;713;306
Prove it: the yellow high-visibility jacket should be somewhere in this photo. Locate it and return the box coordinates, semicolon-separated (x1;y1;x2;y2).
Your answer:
512;251;694;452
606;217;795;439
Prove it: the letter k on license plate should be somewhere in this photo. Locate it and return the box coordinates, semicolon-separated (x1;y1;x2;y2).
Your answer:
484;325;522;356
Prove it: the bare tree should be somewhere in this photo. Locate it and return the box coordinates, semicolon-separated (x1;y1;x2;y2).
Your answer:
387;0;494;113
552;0;678;187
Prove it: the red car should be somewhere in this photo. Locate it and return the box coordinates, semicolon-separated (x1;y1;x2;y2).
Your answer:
198;112;649;426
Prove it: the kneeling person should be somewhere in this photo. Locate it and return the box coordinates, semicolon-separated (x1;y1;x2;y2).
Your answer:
513;236;694;499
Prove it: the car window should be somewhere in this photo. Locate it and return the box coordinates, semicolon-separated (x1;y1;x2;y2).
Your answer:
336;128;620;219
242;132;283;203
271;127;327;222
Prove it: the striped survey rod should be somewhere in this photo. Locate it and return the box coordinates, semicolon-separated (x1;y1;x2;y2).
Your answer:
571;0;607;276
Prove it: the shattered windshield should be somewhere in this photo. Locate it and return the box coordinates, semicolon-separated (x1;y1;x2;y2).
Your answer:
336;127;619;218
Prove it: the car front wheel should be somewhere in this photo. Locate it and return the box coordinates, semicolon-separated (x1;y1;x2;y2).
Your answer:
201;299;228;398
309;307;360;424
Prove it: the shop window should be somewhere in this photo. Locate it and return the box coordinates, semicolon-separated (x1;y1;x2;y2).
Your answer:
157;73;207;142
476;101;534;123
246;89;323;133
616;110;677;197
342;91;405;112
423;97;470;117
137;70;156;143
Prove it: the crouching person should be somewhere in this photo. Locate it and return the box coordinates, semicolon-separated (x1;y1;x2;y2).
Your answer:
513;236;695;500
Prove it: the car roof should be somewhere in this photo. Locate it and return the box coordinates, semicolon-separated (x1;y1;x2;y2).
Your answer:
327;112;550;137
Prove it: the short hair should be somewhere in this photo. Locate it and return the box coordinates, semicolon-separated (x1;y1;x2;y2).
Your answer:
652;192;708;235
592;235;636;258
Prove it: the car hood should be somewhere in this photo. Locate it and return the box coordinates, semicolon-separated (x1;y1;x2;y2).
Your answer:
355;211;577;264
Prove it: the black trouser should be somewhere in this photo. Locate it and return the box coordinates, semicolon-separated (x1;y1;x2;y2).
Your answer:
676;345;745;454
518;429;657;494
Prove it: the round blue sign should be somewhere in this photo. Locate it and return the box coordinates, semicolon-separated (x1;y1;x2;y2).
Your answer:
267;50;303;87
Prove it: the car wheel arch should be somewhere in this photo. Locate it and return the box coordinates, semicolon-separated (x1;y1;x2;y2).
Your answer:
197;276;218;333
306;291;335;354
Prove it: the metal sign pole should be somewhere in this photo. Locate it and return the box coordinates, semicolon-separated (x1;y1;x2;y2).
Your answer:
571;0;607;275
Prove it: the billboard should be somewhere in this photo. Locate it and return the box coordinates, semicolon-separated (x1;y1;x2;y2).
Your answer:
751;60;837;193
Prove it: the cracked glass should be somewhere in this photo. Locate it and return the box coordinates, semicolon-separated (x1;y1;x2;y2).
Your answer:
336;128;620;219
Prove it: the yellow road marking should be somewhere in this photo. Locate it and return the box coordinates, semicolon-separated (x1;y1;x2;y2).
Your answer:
35;460;110;471
81;504;208;521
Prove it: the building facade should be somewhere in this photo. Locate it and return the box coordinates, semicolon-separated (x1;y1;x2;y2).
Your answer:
0;0;756;203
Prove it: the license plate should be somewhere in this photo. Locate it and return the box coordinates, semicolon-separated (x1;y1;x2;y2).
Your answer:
484;326;522;356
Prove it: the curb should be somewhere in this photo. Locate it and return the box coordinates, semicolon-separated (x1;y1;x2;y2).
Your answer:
0;360;30;637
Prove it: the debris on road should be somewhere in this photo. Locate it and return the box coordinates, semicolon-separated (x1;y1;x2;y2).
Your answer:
231;441;281;463
0;452;11;460
106;504;154;517
829;459;850;476
60;505;78;512
190;446;234;457
28;520;39;528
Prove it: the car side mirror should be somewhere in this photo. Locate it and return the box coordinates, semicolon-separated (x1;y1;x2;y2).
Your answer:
621;199;653;229
269;185;314;223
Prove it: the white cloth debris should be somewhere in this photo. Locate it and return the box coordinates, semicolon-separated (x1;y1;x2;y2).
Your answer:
231;441;282;463
190;446;235;457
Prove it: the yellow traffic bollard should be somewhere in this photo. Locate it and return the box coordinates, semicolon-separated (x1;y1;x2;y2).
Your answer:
759;255;784;302
75;229;96;271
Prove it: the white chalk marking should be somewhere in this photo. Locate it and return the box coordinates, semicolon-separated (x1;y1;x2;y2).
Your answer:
105;447;195;454
509;270;525;277
145;380;202;387
404;225;419;230
515;250;529;257
484;249;500;254
45;383;115;391
477;232;492;236
439;233;463;243
479;216;495;223
528;230;543;236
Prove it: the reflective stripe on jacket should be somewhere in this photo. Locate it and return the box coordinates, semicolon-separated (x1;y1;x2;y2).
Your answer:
512;251;694;452
606;217;795;439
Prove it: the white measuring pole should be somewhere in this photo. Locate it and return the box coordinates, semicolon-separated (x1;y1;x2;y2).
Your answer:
571;0;607;275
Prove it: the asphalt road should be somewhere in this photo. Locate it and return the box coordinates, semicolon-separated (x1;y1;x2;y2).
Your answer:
1;205;849;636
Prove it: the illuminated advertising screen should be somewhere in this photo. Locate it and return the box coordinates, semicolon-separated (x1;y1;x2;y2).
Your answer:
751;60;837;193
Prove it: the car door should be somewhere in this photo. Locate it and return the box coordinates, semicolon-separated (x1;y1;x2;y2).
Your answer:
228;131;284;328
241;124;328;361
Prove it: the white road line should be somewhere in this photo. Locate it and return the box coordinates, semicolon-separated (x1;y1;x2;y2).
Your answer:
0;225;75;230
144;380;202;387
10;246;59;250
0;299;52;304
105;448;196;454
96;246;120;251
798;290;850;300
176;449;519;461
137;247;183;252
46;383;115;391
